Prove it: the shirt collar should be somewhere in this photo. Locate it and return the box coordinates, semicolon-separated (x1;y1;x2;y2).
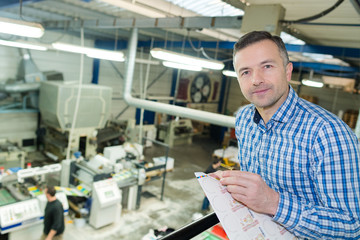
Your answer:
253;108;262;124
271;85;298;123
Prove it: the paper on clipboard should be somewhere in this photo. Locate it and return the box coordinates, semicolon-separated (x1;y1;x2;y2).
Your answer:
195;172;297;240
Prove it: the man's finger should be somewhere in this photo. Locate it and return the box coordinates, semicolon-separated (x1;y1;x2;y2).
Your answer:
219;176;251;189
221;170;255;179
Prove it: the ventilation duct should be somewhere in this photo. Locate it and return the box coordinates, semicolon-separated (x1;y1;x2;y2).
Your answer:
123;28;235;128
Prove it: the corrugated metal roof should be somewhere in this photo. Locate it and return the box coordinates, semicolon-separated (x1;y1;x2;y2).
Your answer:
164;0;244;16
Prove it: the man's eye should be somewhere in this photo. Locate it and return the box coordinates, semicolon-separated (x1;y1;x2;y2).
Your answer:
264;65;272;69
241;71;249;76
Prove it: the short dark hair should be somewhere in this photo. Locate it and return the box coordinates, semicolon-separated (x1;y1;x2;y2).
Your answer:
46;186;56;197
233;31;289;67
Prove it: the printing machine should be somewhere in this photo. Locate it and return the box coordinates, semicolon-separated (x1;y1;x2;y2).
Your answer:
38;81;113;161
157;118;194;147
0;164;69;234
60;143;146;217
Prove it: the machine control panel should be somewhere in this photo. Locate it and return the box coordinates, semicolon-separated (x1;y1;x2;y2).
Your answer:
93;178;120;208
0;198;42;233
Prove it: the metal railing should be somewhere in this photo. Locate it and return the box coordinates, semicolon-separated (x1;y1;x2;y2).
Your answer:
159;212;219;240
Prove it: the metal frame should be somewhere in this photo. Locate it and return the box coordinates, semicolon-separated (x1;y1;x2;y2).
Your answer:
158;212;219;240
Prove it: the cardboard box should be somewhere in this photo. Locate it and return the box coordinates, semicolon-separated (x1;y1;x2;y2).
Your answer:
153;156;174;171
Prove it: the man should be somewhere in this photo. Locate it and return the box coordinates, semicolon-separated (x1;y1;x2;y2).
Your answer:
214;31;360;239
41;186;65;240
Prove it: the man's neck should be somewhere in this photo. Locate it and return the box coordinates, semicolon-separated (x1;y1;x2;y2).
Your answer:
256;87;290;125
256;108;275;125
48;196;57;202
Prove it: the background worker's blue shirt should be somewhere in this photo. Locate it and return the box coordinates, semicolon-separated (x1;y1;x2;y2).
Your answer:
235;86;360;239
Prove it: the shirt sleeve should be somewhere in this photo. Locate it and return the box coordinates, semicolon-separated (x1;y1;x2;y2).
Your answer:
273;121;360;239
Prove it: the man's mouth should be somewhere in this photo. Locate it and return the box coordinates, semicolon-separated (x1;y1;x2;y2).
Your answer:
253;88;269;95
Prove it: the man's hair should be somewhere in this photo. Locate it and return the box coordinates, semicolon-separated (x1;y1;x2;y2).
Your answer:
213;158;221;165
46;186;56;197
233;31;289;67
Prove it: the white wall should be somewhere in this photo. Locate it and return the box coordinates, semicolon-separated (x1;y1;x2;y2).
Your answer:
97;52;174;121
0;32;95;145
0;33;95;84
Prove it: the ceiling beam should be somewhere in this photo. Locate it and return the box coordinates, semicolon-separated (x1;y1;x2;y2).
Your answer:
95;39;360;60
43;16;242;30
0;0;43;9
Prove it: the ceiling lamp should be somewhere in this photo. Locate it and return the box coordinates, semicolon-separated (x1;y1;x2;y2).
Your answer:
0;39;47;51
302;79;324;88
150;48;224;70
52;42;125;62
163;61;202;71
301;69;323;88
0;17;44;38
222;70;237;78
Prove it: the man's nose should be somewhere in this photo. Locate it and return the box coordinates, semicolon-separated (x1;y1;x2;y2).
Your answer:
251;70;264;85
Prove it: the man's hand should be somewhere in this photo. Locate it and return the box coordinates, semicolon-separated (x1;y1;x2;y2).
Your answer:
216;170;279;216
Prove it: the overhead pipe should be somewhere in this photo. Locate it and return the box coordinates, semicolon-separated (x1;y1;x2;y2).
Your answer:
123;28;235;128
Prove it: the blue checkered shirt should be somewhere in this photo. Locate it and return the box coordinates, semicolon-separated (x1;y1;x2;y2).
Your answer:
235;86;360;239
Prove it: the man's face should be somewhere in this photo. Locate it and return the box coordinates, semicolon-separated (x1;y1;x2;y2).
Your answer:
233;40;293;113
44;188;50;201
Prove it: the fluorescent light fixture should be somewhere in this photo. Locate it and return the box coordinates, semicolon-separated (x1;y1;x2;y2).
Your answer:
86;49;125;62
52;42;125;62
222;70;237;78
150;48;224;70
0;39;47;51
163;61;202;71
302;79;324;88
280;32;305;45
0;17;44;38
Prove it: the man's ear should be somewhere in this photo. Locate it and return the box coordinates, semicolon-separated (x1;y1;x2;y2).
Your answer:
286;62;293;82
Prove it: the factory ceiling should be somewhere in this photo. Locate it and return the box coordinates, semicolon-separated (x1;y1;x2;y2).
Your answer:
0;0;359;77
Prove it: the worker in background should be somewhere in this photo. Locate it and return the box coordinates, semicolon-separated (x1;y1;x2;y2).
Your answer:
212;31;360;239
201;158;221;211
41;186;65;240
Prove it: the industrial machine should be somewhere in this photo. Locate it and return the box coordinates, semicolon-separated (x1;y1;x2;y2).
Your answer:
60;143;146;213
176;73;220;104
0;163;69;234
0;191;68;234
157;119;194;147
125;119;157;147
38;81;112;160
97;119;157;150
89;178;121;229
0;52;46;112
0;139;27;170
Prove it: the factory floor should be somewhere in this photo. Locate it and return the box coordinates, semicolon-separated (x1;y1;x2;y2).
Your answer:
9;134;223;240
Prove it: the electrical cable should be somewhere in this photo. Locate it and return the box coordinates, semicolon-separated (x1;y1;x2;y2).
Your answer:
19;0;25;21
19;0;40;23
186;30;233;63
65;27;85;160
281;0;345;24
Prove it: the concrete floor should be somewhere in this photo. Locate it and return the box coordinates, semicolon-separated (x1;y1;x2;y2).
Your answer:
9;134;222;240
